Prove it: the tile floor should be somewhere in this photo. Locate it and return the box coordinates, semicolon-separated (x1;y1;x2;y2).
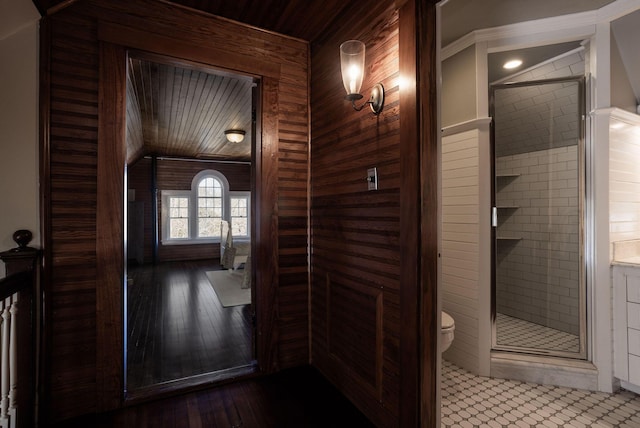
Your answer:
441;360;640;427
495;313;580;353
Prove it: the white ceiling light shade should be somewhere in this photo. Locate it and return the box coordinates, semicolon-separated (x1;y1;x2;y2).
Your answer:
503;59;523;70
225;129;246;143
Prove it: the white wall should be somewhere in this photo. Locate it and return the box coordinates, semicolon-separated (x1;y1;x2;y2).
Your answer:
441;46;477;128
0;16;40;278
441;120;492;376
609;110;640;249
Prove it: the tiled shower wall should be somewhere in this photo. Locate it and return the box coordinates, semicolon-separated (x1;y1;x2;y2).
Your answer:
492;49;583;336
495;146;580;335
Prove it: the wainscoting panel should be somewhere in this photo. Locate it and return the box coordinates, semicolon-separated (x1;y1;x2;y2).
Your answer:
309;1;415;426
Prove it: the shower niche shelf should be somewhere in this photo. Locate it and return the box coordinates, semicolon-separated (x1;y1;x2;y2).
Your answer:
496;236;522;241
496;173;519;191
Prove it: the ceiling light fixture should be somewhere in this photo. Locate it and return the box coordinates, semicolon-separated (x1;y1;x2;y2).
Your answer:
225;129;245;143
340;40;384;115
503;59;523;70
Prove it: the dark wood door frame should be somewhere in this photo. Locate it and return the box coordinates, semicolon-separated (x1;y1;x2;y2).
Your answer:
96;27;281;410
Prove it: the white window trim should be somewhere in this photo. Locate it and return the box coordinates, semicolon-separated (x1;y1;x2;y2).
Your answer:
161;190;191;244
161;170;241;245
229;191;251;242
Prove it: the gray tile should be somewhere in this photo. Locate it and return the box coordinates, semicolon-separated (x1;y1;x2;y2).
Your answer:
442;360;640;427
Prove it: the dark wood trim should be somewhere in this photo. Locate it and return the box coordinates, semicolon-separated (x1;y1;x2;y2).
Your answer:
256;76;280;373
96;42;127;412
95;30;289;414
151;156;158;264
38;15;52;426
418;1;439;427
0;271;33;300
98;22;281;80
398;0;421;426
42;0;307;419
0;253;40;428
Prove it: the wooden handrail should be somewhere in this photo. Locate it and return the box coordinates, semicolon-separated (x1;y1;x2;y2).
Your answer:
0;271;33;302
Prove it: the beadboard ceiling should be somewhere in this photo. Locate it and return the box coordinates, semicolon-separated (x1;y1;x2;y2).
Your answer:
126;57;255;162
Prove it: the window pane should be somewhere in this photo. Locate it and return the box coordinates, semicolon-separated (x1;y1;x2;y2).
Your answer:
198;206;214;218
231;217;247;237
197;176;223;238
198;218;216;237
170;218;189;239
168;197;189;239
231;199;247;217
230;196;249;237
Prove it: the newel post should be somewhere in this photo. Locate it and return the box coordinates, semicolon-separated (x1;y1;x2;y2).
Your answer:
0;230;39;276
0;229;40;428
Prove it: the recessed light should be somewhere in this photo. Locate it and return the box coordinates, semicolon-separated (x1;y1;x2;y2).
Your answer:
503;59;523;70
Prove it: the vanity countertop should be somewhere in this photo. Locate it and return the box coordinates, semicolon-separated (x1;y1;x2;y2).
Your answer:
612;256;640;267
612;240;640;267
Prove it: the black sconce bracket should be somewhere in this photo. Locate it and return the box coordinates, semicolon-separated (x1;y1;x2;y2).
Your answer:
345;83;385;115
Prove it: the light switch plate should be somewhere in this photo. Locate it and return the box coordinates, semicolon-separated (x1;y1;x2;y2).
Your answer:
367;167;378;190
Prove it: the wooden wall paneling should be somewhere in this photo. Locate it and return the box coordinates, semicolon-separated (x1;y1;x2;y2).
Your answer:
418;2;439;426
127;158;153;262
309;0;406;426
276;58;310;368
42;0;310;421
96;42;127;411
398;0;420;426
256;76;280;372
155;159;251;191
44;9;101;421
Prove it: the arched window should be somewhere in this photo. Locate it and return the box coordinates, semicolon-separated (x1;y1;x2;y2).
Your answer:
162;169;239;244
196;176;223;238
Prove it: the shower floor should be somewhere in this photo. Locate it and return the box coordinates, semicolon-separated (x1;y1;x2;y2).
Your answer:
496;313;580;353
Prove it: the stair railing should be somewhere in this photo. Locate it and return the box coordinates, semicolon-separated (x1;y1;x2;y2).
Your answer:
0;230;41;428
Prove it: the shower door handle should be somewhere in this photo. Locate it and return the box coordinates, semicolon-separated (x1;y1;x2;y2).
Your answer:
492;207;497;227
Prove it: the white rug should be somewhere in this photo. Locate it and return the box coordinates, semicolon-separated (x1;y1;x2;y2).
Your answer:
205;270;251;307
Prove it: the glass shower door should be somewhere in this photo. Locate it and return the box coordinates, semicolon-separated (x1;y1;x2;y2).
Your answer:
491;77;586;358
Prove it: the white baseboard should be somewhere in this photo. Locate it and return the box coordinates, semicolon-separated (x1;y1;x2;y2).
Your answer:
491;351;599;391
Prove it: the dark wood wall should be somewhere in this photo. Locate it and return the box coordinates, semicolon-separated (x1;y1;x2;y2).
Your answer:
309;0;436;427
41;0;309;421
127;158;251;262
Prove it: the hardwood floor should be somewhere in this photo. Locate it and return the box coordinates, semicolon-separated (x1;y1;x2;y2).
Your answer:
49;259;376;427
50;366;375;427
126;259;253;390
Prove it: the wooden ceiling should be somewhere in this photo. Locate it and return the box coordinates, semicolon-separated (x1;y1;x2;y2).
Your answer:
126;57;254;163
32;0;358;41
33;0;360;163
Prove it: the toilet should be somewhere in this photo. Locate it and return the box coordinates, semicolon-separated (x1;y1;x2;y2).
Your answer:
441;311;455;352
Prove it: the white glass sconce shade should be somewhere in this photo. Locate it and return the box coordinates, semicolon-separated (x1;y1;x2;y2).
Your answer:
340;40;365;100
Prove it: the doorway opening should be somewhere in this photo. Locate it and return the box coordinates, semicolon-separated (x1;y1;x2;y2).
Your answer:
490;76;587;359
123;53;259;395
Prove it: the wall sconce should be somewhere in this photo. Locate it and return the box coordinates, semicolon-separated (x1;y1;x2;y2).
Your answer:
224;129;245;143
340;40;384;115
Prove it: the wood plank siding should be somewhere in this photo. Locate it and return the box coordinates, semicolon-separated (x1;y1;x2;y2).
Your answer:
41;0;309;421
38;0;438;425
309;1;437;427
